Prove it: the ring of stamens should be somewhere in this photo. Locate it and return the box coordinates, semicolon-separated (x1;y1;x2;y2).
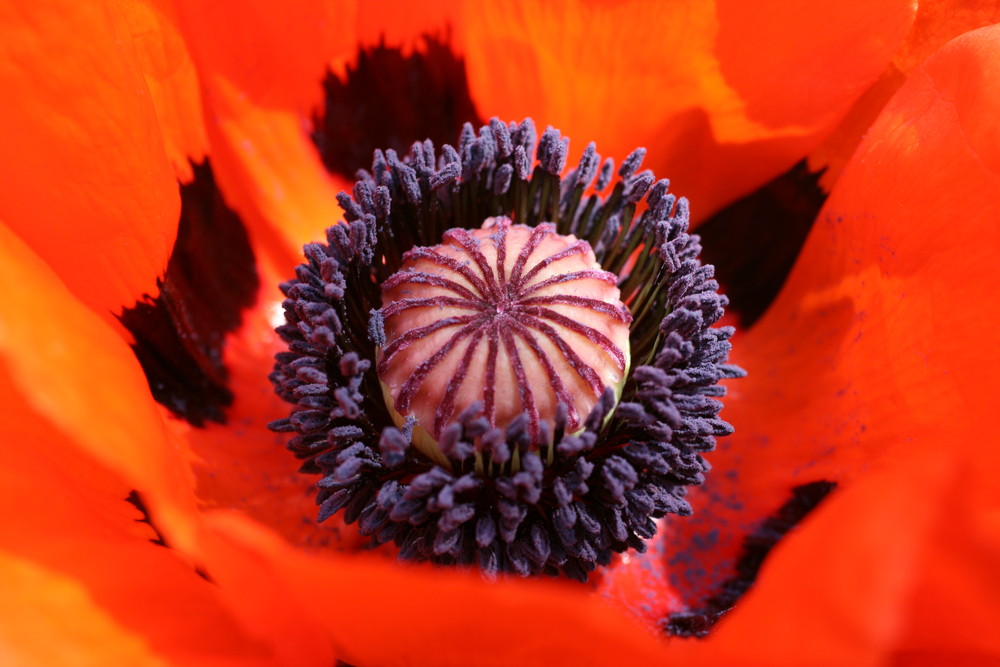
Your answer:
269;118;742;580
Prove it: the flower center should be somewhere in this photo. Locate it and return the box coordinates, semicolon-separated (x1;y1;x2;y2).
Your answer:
376;217;631;466
268;118;742;580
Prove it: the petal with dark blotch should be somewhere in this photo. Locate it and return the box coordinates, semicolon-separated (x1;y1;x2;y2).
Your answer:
458;0;915;220
178;259;375;553
603;23;1000;659
668;447;999;665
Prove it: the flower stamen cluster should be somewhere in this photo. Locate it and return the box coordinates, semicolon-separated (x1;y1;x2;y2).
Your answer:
269;118;742;579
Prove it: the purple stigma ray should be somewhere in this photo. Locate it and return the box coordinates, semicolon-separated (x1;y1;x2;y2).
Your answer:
381;270;481;302
520;269;620;297
499;321;541;441
507;223;551;290
516;241;591;288
517;294;631;322
483;323;500;426
517;314;606;396
377;313;482;374
380;296;488;318
434;333;483;435
517;306;627;371
505;316;581;430
446;228;502;301
402;246;493;298
492;223;509;289
394;316;489;413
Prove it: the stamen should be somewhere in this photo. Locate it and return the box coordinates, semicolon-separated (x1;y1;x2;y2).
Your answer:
269;118;743;580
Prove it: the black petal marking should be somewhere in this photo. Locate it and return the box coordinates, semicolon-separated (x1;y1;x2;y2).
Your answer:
699;161;826;328
664;481;837;637
125;490;213;582
120;161;259;426
125;490;169;548
312;34;483;179
270;119;742;580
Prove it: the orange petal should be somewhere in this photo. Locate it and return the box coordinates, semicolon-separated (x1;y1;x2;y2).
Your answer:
604;20;1000;637
889;455;1000;662
0;370;309;667
458;0;915;220
608;19;1000;662
668;447;998;665
0;1;179;319
191;513;336;667
0;551;166;667
662;413;1000;665
0;225;337;665
173;0;354;265
173;0;340;114
197;86;350;268
732;20;1000;483
0;223;196;550
204;510;675;667
893;0;1000;72
119;0;210;182
810;0;1000;189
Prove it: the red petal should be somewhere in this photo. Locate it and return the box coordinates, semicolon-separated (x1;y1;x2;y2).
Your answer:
733;21;1000;481
669;448;998;665
890;454;1000;662
0;1;180;319
0;225;336;665
357;0;460;56
608;21;1000;657
810;0;1000;189
0;404;293;666
0;352;302;666
458;0;915;219
174;0;339;114
204;511;675;667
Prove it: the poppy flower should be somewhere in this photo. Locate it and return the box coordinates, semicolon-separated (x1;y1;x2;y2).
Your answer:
1;1;999;665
